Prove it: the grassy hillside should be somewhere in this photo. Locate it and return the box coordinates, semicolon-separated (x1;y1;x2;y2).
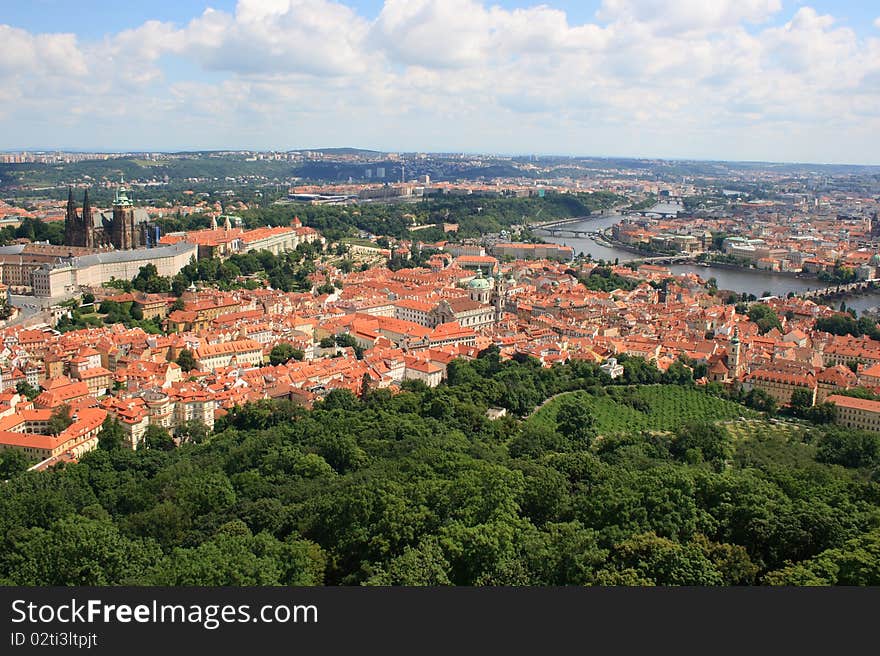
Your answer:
529;387;759;436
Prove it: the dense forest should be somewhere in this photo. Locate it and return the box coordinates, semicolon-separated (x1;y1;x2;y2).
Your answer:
1;190;621;249
1;354;878;586
240;192;622;241
154;191;622;242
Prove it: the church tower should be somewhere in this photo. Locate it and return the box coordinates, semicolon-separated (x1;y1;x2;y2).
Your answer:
64;186;78;246
64;187;94;248
111;180;138;250
730;327;743;378
81;189;94;249
490;272;506;323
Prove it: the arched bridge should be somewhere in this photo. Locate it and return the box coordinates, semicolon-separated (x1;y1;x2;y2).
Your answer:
798;279;880;300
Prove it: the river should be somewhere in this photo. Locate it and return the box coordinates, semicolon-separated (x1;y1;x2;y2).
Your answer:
539;215;880;316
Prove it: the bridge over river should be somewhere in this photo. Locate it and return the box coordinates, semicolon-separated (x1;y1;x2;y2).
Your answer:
798;279;880;300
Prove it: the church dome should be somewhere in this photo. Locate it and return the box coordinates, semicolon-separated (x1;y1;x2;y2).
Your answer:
870;253;880;266
468;271;491;290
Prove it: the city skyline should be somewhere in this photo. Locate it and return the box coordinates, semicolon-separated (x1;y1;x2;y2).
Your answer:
2;0;880;164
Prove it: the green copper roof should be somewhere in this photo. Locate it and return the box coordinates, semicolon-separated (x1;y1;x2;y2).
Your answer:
468;270;492;290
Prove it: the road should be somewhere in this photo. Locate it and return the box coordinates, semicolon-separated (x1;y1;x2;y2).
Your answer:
4;294;52;327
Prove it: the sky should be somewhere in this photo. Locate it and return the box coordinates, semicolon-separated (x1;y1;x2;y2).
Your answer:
2;0;880;164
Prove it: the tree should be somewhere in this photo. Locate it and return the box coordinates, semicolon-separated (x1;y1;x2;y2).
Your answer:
270;343;296;366
47;405;73;436
98;417;125;451
790;388;814;414
670;422;728;470
662;359;694;385
744;388;776;415
176;348;197;373
765;529;880;586
4;516;162;585
747;304;782;335
607;532;723;585
365;539;452;585
816;427;880;469
146;529;325;586
132;263;170;293
170;297;186;312
360;372;372;401
555;396;596;446
145;424;175;451
15;380;39;401
176;420;209;445
0;448;30;479
320;389;361;412
171;275;189;297
805;402;836;425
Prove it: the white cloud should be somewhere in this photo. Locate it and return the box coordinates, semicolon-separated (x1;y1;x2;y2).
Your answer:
371;0;492;68
0;1;878;163
597;0;782;34
179;1;370;77
0;25;87;76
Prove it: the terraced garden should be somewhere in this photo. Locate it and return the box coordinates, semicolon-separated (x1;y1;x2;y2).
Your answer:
528;386;759;435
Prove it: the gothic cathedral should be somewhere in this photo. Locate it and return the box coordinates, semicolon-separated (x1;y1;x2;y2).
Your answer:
64;182;143;250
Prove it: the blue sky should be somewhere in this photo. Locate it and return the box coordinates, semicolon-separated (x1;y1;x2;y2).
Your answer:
4;1;877;35
1;0;879;163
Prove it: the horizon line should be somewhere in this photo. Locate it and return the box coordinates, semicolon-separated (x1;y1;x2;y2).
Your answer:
2;146;879;169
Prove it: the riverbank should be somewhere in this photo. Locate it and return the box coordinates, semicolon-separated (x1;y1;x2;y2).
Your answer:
597;230;826;285
696;260;812;281
541;216;880;313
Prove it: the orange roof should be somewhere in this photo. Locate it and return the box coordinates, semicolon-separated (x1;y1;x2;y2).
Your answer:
456;256;498;264
77;367;112;380
195;339;263;359
827;394;880;413
241;226;295;243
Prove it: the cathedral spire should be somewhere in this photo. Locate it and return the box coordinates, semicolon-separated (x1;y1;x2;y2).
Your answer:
82;189;91;223
65;186;78;246
81;189;93;248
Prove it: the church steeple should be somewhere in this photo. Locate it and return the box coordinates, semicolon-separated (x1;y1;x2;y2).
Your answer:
730;326;743;378
81;189;93;248
82;189;91;223
64;186;78;246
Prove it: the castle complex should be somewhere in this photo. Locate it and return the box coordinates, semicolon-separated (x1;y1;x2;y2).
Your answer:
64;181;153;250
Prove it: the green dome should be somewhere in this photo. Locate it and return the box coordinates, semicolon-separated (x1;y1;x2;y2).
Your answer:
870;254;880;266
468;271;491;290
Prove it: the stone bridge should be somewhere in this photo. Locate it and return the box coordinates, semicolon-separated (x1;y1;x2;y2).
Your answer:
798;279;880;300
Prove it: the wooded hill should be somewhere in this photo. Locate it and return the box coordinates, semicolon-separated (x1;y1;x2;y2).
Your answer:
1;354;878;586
